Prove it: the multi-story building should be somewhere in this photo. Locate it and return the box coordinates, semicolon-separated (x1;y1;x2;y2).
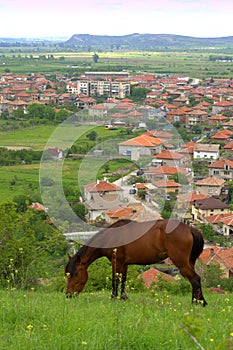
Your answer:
73;79;130;99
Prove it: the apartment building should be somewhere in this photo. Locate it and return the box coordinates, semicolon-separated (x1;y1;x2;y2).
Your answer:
72;79;130;99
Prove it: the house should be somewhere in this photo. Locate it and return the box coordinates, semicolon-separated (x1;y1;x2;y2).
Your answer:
223;140;233;152
46;148;64;160
195;175;225;196
154;150;184;167
104;203;143;225
83;179;124;221
139;268;174;288
211;129;233;143
208;115;227;125
192;197;230;222
221;215;233;236
212;100;233;114
200;246;233;277
166;106;191;124
75;96;96;109
176;191;209;210
209;159;233;181
7;100;28;114
152;179;181;193
179;141;195;158
88;104;108;118
193;143;220;160
144;165;188;181
185;109;208;126
118;134;162;158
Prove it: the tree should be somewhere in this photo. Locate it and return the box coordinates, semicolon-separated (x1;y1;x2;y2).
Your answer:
130;86;149;101
86;130;98;141
93;53;99;63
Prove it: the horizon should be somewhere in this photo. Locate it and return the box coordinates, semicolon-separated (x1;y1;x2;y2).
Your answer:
0;0;233;39
1;33;233;41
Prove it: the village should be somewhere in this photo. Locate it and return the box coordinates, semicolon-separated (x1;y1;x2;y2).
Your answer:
1;70;233;283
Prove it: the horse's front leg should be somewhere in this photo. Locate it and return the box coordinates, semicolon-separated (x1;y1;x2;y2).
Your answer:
120;265;128;300
111;271;120;299
111;251;119;299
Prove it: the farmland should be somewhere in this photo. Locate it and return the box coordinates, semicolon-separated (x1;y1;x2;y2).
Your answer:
1;50;233;78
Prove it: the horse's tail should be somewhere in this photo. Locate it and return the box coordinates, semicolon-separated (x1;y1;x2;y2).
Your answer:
190;226;204;266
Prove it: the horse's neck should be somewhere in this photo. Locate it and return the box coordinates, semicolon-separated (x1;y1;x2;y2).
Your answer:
81;246;103;266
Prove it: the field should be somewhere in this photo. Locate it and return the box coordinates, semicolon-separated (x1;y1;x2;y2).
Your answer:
0;124;136;202
0;125;56;150
1;50;233;78
1;289;233;350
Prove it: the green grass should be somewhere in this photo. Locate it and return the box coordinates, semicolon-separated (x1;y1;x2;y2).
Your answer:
0;289;232;350
0;125;56;150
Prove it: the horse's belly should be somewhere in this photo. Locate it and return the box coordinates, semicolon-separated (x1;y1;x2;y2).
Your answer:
125;248;168;265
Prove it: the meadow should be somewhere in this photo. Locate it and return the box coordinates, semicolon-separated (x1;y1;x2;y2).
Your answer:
1;289;232;350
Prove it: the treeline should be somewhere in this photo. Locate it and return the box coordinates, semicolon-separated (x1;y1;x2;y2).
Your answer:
209;55;233;62
0;103;74;129
0;147;42;165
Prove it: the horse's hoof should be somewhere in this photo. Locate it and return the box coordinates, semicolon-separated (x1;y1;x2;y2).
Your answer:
120;294;128;300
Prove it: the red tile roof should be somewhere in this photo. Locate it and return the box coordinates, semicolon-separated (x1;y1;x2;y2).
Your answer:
152;179;181;188
119;134;162;147
209;159;233;169
177;191;208;203
139;268;174;288
200;246;233;270
204;212;233;224
105;207;133;218
195;176;225;186
84;180;123;192
146;165;187;175
155;150;183;160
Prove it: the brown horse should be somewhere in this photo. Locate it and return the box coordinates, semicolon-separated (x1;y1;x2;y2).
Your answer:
65;219;207;306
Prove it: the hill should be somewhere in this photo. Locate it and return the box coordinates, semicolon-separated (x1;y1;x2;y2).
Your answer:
64;33;233;50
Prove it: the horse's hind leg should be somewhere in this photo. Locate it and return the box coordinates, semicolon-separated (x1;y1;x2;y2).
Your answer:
179;265;207;307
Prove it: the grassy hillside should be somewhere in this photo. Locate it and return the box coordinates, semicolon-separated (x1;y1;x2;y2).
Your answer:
0;124;135;202
1;289;232;350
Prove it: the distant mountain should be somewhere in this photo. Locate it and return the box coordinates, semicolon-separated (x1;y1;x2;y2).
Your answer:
64;33;233;50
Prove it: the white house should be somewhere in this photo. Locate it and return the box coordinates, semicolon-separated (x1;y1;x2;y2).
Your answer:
193;143;220;160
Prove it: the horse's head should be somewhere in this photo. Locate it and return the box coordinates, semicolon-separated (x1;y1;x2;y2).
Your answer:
65;254;88;296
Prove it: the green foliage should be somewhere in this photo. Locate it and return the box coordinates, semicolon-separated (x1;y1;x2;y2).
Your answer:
130;85;150;101
151;274;191;295
86;130;98;141
0;201;68;288
161;200;174;219
201;262;225;288
170;172;188;185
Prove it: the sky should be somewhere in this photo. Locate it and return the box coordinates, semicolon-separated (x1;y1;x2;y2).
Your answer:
0;0;233;39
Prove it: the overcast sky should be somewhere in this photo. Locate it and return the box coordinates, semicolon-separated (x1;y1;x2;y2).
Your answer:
1;0;232;39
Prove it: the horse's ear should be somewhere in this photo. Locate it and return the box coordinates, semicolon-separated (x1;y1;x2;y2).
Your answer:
68;253;72;260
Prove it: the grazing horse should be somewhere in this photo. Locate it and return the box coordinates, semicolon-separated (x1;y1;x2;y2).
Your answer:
65;219;207;306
